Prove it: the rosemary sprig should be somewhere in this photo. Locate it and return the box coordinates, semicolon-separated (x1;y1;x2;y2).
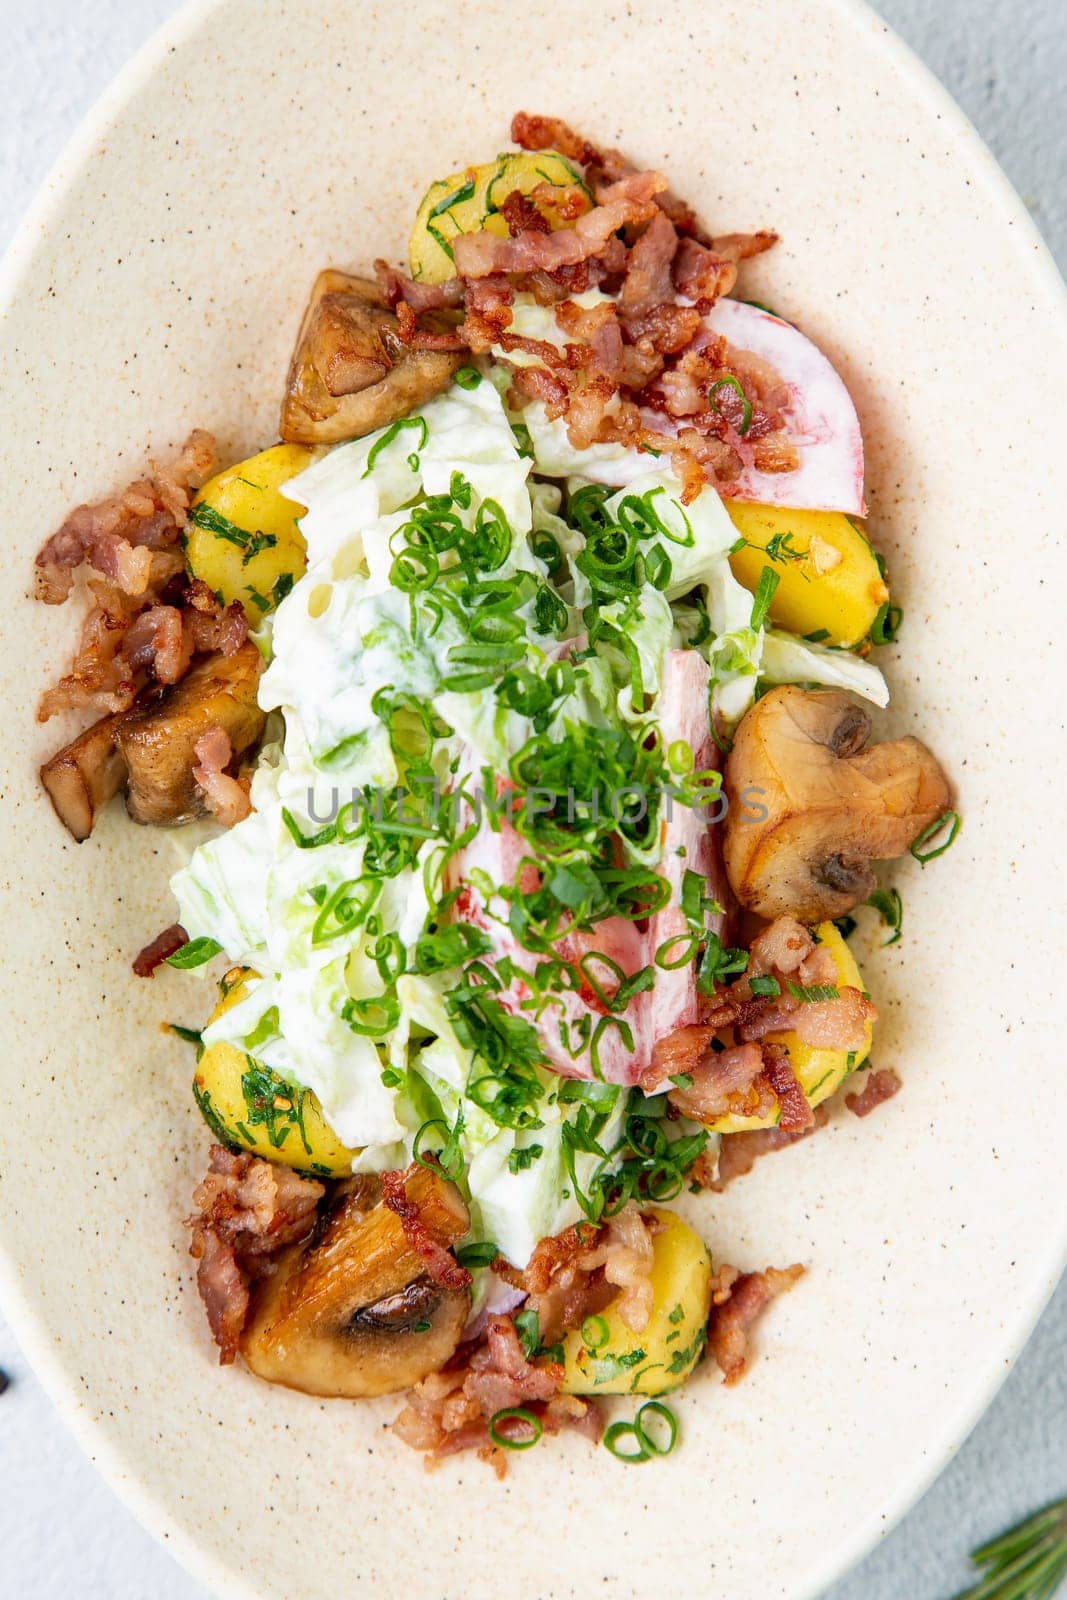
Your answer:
953;1496;1067;1600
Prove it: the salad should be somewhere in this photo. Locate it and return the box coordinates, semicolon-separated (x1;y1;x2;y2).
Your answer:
34;113;956;1472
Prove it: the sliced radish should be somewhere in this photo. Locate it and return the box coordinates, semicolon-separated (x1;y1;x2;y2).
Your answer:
643;650;728;1051
445;651;728;1089
703;297;866;517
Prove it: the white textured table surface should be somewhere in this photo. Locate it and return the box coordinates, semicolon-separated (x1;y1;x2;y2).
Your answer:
1;3;1064;1597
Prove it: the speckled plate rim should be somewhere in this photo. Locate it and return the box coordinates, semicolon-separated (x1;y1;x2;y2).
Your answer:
0;3;1063;1598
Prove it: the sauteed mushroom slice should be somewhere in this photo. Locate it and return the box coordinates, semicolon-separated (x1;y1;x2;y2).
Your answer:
240;1168;471;1398
723;686;951;922
115;642;265;826
280;270;463;445
40;708;129;841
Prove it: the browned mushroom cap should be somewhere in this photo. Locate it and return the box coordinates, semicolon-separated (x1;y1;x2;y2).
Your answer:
40;708;129;841
723;686;952;922
240;1167;470;1398
280;270;463;445
115;642;265;826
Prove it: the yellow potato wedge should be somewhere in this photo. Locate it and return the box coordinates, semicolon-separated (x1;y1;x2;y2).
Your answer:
560;1210;712;1397
192;967;359;1177
726;501;889;648
409;150;591;284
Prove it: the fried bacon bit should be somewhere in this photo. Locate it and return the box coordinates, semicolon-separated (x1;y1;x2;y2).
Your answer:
510;111;601;166
705;1107;831;1191
710;230;779;264
373;258;465;312
192;726;252;827
519;1205;657;1343
394;300;469;352
648;916;874;1126
452;175;663;279
122;604;194;685
759;1045;815;1132
499;189;551;237
380;1169;472;1292
460;274;515;352
188;1145;323;1363
656;1038;773;1124
392;1311;602;1477
183;582;248;656
456;113;782;494
132;922;188;977
35;433;225;723
845;1067;902;1118
36;429;216;605
708;1264;805;1385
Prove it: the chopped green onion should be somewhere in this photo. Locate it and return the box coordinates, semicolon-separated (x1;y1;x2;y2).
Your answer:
708;375;752;436
362;416;429;478
910;809;961;864
749;974;781;998
581;1314;610;1351
453;365;482;389
866;886;904;945
787;981;840;1003
633;1400;678;1457
513;1309;540;1361
870;601;903;645
603;1420;648;1462
454;1240;498;1270
341;994;401;1037
429;176;476;217
281;807;337;849
488;1407;543;1450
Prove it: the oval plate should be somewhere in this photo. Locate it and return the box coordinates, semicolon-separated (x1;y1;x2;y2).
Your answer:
0;1;1064;1596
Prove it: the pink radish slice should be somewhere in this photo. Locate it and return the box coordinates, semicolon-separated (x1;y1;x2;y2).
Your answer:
444;651;729;1089
643;650;728;1047
703;297;866;516
445;766;648;1086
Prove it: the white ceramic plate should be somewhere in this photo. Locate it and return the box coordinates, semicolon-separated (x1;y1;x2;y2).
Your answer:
1;2;1064;1596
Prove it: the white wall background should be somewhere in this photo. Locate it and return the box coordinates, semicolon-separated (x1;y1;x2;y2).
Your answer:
0;2;1063;1597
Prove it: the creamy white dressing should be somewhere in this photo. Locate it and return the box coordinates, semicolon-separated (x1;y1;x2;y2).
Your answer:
172;368;884;1266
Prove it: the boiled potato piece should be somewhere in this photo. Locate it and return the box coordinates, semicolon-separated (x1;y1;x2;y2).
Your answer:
193;968;359;1177
726;502;889;648
409;150;591;284
708;922;873;1135
560;1210;712;1397
186;443;317;621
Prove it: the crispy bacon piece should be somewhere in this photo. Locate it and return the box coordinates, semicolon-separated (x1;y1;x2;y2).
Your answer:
708;1264;805;1385
122;604;194;685
380;1168;473;1292
499;189;551;237
518;1207;656;1344
845;1067;902;1118
392;1310;602;1476
510;111;600;166
193;726;252;827
35;430;215;605
373;258;465;312
132;922;188;977
759;1045;815;1132
395;300;469;352
461;274;515;352
183;582;248;656
188;1145;323;1363
452;174;664;279
701;1108;831;1191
